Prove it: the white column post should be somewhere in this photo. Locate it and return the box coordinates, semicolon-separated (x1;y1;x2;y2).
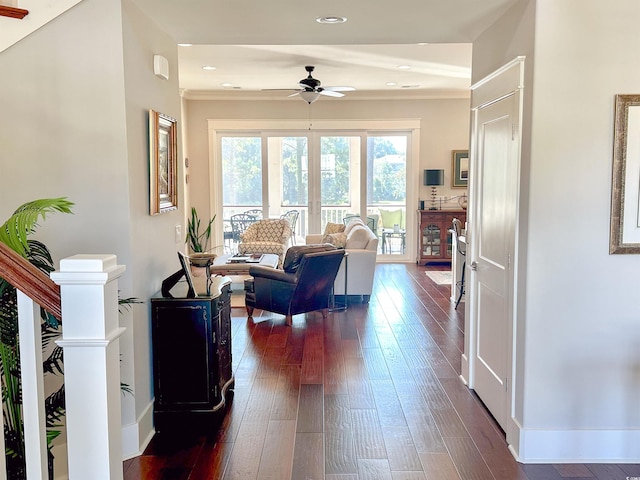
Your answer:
50;255;126;480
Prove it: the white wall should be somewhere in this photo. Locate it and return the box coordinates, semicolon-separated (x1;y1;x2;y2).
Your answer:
0;0;184;459
474;0;640;462
527;0;640;429
121;0;184;456
184;97;471;227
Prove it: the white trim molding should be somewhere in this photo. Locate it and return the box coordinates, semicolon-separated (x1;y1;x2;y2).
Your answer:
512;420;640;463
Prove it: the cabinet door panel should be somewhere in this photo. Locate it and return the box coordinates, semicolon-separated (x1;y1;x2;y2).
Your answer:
154;304;213;406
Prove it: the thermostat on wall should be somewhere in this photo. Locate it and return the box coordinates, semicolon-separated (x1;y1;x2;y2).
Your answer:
153;55;169;80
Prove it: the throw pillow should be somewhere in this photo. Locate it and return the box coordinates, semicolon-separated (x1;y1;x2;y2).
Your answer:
322;232;348;248
324;222;346;235
345;226;370;249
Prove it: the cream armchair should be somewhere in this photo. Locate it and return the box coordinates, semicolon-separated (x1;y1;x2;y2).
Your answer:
306;218;378;303
238;219;292;266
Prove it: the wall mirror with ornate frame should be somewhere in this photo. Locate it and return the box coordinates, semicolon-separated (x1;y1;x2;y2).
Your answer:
149;109;178;215
610;94;640;254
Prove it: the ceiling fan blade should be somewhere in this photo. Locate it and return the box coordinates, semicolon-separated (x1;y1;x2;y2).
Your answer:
319;90;344;98
261;88;301;92
287;91;301;97
323;86;356;92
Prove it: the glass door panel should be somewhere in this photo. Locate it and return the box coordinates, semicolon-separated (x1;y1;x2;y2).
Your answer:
422;223;441;257
367;135;408;256
267;136;309;240
319;136;360;233
220;136;262;251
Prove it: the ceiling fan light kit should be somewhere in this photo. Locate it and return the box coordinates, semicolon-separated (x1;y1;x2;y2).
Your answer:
300;91;320;104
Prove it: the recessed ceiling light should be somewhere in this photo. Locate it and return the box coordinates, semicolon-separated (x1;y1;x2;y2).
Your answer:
417;42;429;46
178;43;192;47
397;65;412;70
221;83;233;88
316;16;347;24
201;66;216;71
386;82;397;86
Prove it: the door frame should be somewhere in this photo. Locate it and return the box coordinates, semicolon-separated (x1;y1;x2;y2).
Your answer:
462;57;524;447
208;118;420;262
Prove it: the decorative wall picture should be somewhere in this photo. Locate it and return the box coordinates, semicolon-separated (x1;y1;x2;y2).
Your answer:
610;94;640;254
149;109;178;215
452;150;469;188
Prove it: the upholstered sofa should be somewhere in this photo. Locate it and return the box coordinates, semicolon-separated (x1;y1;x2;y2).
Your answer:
305;218;378;303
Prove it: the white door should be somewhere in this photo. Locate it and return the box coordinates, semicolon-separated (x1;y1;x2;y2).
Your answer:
470;91;519;431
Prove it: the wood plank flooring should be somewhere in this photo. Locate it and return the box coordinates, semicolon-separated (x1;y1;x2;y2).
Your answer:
123;263;637;479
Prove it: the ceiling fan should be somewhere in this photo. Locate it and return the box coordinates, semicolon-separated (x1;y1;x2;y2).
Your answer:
267;65;355;103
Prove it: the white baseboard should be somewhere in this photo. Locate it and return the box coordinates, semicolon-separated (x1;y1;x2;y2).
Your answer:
460;353;470;386
121;400;155;460
511;422;640;463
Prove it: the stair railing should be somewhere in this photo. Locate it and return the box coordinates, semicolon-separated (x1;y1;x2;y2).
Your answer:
0;242;125;480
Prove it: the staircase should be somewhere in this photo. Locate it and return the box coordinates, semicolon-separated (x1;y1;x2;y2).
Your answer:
0;0;83;53
0;243;126;479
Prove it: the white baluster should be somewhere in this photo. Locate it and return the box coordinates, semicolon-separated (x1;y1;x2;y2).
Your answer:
16;292;48;480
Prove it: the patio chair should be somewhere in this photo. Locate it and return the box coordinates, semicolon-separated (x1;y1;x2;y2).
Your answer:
244;209;263;219
230;213;258;249
280;210;300;244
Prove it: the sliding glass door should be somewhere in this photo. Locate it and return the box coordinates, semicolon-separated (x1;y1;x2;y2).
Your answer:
367;135;408;255
267;136;309;239
215;121;414;260
318;135;361;233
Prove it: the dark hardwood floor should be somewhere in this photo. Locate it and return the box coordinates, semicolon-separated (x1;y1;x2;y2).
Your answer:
123;263;637;479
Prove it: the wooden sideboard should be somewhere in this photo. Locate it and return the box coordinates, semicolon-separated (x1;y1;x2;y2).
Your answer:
417;210;467;264
151;276;233;432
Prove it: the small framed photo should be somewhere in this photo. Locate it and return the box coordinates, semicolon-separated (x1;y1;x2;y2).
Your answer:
452;150;469;188
177;251;197;297
149;109;178;214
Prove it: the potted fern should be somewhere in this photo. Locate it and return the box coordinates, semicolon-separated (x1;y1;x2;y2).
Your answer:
185;207;217;268
0;198;73;480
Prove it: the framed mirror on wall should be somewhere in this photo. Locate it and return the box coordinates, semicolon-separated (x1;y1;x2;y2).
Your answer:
610;94;640;254
149;109;178;215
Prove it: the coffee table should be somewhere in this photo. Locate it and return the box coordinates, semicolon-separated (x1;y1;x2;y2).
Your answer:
209;254;280;307
209;253;279;276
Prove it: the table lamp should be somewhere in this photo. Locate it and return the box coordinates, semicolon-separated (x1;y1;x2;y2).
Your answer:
424;169;444;210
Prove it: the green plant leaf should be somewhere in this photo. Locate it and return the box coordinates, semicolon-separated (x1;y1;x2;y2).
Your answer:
185;207;215;253
0;198;74;258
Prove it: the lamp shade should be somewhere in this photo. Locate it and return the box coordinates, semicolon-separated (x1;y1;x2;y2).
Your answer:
424;169;444;186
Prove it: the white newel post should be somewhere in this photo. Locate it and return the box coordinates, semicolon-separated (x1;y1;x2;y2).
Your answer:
50;255;126;480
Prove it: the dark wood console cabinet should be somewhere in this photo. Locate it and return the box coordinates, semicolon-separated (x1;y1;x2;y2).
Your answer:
151;276;233;431
417;210;467;264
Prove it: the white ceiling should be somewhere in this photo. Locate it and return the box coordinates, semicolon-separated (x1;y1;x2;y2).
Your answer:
129;0;520;100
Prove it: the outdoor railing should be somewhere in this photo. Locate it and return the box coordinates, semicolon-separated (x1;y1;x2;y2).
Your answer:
0;242;125;480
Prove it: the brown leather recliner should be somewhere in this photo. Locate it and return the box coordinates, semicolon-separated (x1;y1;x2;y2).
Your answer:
244;244;345;325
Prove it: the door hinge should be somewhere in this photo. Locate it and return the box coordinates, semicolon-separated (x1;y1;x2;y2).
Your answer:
505;377;509;392
512;124;516;141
